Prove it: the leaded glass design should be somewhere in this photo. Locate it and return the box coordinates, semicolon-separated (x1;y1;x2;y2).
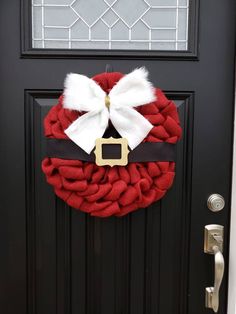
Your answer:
32;0;189;50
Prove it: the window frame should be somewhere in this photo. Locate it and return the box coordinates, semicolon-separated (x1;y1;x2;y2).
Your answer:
21;0;199;60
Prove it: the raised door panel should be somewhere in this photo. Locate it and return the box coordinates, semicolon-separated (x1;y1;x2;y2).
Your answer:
25;90;193;314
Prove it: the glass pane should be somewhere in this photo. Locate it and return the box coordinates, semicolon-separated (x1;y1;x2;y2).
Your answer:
32;0;189;50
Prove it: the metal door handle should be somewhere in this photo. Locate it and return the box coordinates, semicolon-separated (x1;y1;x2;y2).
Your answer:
205;245;225;312
204;225;224;313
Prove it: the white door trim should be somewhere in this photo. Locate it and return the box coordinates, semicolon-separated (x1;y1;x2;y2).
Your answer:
227;79;236;314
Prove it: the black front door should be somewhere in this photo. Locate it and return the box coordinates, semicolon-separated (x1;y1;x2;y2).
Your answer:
0;1;235;313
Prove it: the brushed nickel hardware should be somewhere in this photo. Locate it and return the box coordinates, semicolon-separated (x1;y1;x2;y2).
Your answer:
207;194;225;212
204;225;225;313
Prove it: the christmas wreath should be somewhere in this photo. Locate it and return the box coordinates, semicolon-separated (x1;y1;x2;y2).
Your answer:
42;68;182;217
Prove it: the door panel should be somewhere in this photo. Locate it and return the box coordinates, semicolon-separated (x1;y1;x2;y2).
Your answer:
25;93;192;314
0;1;235;314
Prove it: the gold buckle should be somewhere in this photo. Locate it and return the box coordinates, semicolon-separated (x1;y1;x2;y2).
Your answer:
94;137;129;167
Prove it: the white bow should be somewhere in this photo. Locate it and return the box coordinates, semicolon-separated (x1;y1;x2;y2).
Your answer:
63;68;156;154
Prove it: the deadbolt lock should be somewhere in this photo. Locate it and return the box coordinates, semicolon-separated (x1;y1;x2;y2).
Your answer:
207;194;225;212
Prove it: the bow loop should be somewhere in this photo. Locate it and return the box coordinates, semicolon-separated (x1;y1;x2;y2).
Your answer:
63;68;156;154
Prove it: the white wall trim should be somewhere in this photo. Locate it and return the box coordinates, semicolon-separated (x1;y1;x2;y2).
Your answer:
228;79;236;314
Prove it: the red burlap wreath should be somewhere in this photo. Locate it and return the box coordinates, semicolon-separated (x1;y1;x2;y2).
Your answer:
42;72;182;217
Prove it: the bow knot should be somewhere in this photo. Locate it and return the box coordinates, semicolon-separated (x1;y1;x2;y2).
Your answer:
105;95;110;109
63;68;156;154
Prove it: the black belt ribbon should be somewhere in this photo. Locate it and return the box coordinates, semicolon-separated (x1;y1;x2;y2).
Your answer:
45;138;176;162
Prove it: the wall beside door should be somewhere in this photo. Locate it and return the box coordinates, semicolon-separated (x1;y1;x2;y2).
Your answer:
228;81;236;314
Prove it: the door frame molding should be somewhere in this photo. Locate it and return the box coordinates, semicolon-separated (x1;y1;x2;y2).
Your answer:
228;69;236;314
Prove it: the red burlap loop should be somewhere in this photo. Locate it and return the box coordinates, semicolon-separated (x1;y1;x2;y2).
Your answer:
42;72;182;217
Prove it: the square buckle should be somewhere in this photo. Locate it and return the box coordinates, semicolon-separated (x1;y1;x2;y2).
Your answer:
94;137;129;167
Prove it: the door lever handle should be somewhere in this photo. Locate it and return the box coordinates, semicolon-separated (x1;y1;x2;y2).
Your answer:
204;225;225;313
206;245;225;312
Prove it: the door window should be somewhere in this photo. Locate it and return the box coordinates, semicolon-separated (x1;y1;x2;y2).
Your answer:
32;0;189;50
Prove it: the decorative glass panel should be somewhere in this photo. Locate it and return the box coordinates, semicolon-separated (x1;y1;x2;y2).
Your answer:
32;0;189;50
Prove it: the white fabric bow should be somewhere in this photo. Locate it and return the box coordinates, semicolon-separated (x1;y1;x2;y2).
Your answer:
63;68;156;154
